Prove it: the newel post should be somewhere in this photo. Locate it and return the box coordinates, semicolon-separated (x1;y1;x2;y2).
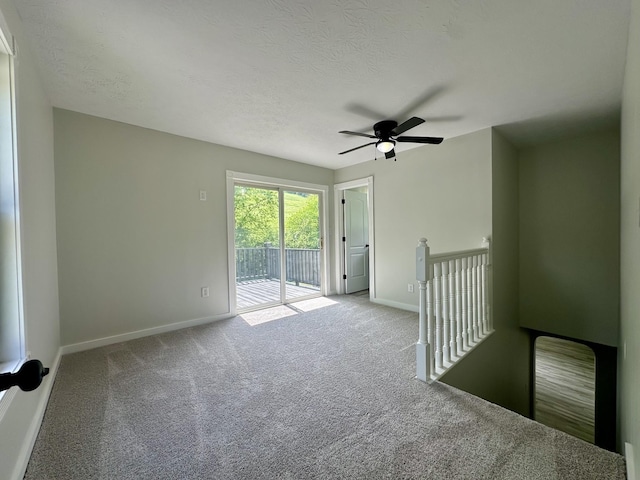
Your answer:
416;238;432;382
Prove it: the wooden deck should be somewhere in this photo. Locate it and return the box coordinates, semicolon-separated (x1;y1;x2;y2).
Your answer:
236;279;320;311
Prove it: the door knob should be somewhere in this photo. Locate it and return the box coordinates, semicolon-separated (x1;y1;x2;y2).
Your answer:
0;359;50;392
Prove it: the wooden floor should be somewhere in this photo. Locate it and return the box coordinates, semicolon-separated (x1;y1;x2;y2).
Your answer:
535;336;596;443
236;279;320;310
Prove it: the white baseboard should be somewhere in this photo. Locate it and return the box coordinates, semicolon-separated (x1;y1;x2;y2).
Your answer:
370;297;419;313
61;312;234;355
11;348;62;480
627;442;636;480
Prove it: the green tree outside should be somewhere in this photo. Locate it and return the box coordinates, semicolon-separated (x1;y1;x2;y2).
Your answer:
285;194;319;248
234;186;279;248
234;186;319;249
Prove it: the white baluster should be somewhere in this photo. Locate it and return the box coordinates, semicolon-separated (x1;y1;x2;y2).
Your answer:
455;258;463;353
475;255;481;338
442;261;450;364
476;254;482;337
472;255;479;342
482;253;491;333
478;253;489;337
448;260;457;358
466;256;474;344
461;257;468;349
433;262;443;370
427;280;435;376
482;237;491;332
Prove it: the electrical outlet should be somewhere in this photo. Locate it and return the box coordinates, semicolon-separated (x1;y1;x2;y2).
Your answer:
408;283;414;293
201;286;210;298
199;190;207;201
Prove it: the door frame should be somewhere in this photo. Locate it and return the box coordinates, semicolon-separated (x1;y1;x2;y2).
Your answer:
334;176;375;298
226;171;329;315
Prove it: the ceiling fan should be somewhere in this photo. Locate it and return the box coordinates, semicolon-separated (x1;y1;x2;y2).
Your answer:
339;116;443;160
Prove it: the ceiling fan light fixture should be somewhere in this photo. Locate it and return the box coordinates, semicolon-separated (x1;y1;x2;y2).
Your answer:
376;140;395;153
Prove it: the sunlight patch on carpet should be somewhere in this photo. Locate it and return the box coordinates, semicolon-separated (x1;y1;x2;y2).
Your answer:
291;297;337;312
239;297;338;326
240;305;298;326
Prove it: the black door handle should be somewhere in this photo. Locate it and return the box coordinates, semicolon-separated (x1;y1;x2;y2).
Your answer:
0;359;50;392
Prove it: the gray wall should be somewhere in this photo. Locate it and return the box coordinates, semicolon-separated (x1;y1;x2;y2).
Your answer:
518;130;620;347
441;130;529;416
54;109;334;346
0;1;60;478
334;128;493;311
620;0;640;469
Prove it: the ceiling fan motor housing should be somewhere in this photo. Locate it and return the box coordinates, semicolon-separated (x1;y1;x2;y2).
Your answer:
373;120;398;139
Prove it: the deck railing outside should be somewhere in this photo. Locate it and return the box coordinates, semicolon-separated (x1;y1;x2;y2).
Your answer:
416;237;493;383
236;243;320;287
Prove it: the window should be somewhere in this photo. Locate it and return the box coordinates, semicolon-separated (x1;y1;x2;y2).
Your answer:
0;13;24;385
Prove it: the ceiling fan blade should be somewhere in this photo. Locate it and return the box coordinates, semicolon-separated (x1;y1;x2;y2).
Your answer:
339;130;378;139
422;115;463;123
396;136;444;144
339;141;377;155
394;85;446;120
345;103;386;121
392;117;425;136
384;149;396;160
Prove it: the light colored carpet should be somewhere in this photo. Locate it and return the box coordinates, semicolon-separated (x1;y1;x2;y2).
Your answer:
25;295;625;479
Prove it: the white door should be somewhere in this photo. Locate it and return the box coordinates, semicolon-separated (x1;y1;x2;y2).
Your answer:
344;190;369;293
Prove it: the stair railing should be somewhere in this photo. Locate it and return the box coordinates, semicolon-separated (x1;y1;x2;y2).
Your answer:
416;237;493;383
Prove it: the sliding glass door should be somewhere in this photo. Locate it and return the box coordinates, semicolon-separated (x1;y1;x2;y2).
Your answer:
234;184;321;311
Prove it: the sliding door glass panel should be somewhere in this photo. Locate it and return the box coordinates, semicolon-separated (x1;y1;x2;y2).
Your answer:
283;191;321;301
234;185;281;310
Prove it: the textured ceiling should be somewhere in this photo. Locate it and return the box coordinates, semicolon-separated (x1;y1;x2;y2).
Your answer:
14;0;631;169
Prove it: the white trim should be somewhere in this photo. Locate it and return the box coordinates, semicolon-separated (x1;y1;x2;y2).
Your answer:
226;171;330;311
12;40;26;367
333;176;375;298
0;384;17;422
10;348;62;480
226;173;237;317
333;177;372;191
0;36;25;367
370;297;418;313
626;442;636;480
278;189;286;302
0;8;14;56
61;312;233;355
226;171;328;193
